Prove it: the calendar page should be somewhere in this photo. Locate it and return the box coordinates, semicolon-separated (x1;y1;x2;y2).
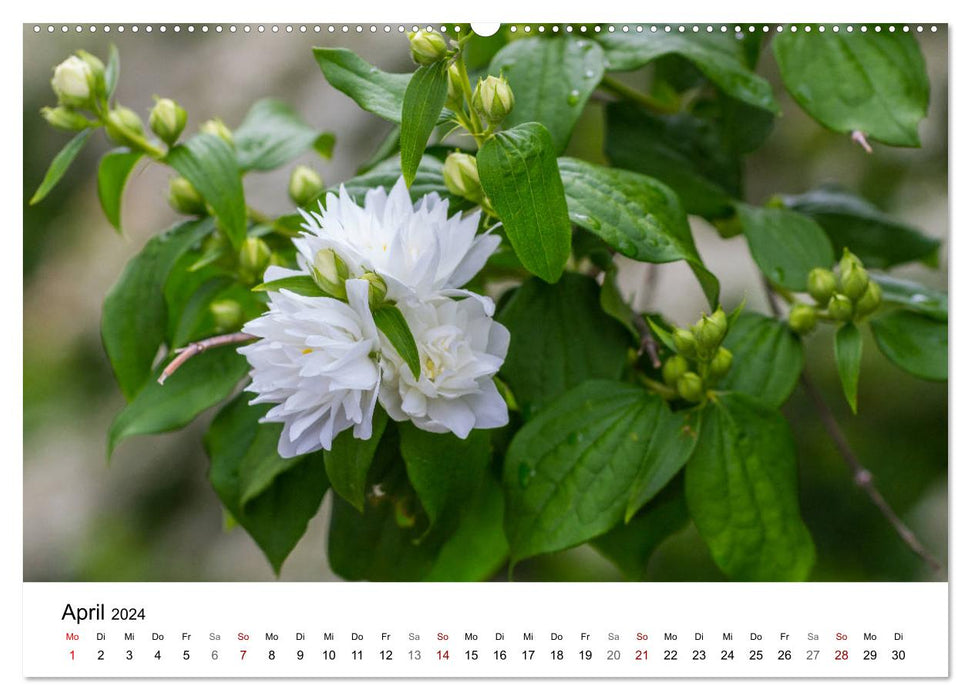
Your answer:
20;10;954;691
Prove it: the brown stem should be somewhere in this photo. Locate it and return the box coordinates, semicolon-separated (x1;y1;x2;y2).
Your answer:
632;314;662;368
851;130;874;154
761;276;942;572
157;332;257;385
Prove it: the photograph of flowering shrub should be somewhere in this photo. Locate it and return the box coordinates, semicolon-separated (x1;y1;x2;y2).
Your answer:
23;24;947;582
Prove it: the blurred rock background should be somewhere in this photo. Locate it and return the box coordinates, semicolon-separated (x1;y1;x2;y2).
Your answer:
23;24;948;582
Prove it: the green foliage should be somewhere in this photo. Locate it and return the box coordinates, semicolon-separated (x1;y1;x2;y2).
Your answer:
234;98;333;171
96;149;142;232
400;61;450;186
720;312;804;408
313;47;415;124
207;395;329;573
373;304;422;380
30;128;93;205
780;186;940;268
685;393;815;580
478;123;572;283
869;273;947;321
489;37;605;152
871;311;947;381
497;273;631;412
737;204;835;291
252;275;332;297
835;323;863;413
774;29;929;146
323;408;389;512
165;134;247;248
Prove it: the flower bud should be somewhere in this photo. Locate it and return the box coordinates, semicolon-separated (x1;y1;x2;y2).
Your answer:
75;50;106;98
807;267;837;304
854;280;883;318
288;165;324;206
360;271;388;306
311;248;349;299
238;237;272;283
840;261;869;301
41;105;89;131
672;328;698;360
200;118;233;144
828;293;854;323
838;248;864;280
443;152;484;203
408;29;449;65
446;62;465;110
104;106;145;148
709;347;734;379
472;75;515;126
51;55;93;107
693;309;728;354
209;299;243;331
662;355;689;387
168;177;207;216
676;372;705;403
788;303;817;335
149;97;187;145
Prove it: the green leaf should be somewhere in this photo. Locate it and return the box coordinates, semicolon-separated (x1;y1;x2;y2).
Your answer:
373;304;421;380
400;424;492;534
497;273;630;412
780;186;939;269
773;30;928;147
252;275;332;297
314;132;336;159
626;407;700;521
207;395;328;573
29;128;93;205
233;98;332;171
869;273;947;322
313;47;413;124
400;61;449;187
685;393;815;581
96;149;142;233
598;32;778;111
165;133;247;249
721;312;804;408
103;219;214;400
871;311;947;382
171;280;266;349
324;408;389;511
737;203;835;291
503;380;696;563
592;477;689;580
604;103;736;219
104;44;120;98
558;157;719;306
108;346;249;458
478;122;572;283
599;268;639;342
488;37;605;153
835;323;864;413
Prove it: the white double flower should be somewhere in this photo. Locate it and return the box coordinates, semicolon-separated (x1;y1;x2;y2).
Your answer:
240;177;509;457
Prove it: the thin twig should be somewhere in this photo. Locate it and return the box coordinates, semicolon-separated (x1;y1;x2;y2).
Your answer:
632;314;662;368
157;332;257;385
851;130;874;154
761;276;942;572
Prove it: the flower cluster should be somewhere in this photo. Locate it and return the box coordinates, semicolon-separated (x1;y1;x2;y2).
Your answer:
239;178;509;457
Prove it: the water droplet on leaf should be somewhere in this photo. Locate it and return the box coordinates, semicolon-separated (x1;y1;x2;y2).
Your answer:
518;462;534;487
567;89;580;106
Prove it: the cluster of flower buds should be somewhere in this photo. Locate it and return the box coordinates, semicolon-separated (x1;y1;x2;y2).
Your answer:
661;309;732;404
789;249;882;334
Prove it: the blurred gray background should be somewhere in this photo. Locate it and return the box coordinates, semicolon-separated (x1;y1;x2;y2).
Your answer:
23;24;948;581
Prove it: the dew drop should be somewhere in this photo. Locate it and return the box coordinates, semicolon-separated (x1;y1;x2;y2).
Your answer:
584;69;596;78
518;462;535;487
910;293;929;304
567;89;581;105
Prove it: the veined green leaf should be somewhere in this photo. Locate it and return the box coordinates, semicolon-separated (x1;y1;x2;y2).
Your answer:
737;203;835;291
234;98;333;171
871;310;947;382
497;273;630;412
373;304;421;380
29;128;93;205
324;408;389;512
835;323;864;413
400;61;449;187
108;346;249;458
478;122;572;283
104;44;120;98
869;273;947;322
780;186;940;269
503;380;697;563
488;37;605;153
685;392;815;581
774;29;928;147
313;47;414;124
721;312;804;408
96;148;142;233
558;157;719;306
207;395;328;574
165;133;247;249
103;219;214;400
